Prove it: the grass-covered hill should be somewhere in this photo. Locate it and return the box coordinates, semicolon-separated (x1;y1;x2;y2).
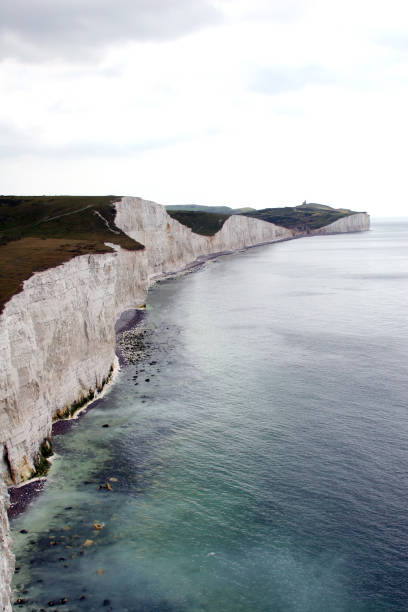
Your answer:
243;203;361;231
166;204;255;214
166;210;231;236
0;196;144;312
167;202;362;236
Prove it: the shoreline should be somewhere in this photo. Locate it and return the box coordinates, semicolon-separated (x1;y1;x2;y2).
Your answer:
52;354;120;425
7;356;121;520
5;225;371;522
7;479;46;521
6;257;212;521
6;229;368;521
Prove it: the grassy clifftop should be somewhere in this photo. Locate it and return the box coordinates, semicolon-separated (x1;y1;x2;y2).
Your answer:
167;210;231;236
167;202;363;236
0;196;144;311
166;204;255;214
243;203;362;231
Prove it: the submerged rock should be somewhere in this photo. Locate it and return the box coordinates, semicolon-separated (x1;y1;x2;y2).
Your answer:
93;522;104;530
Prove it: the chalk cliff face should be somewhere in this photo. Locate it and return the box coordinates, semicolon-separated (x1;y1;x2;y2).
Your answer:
313;212;370;235
0;197;369;608
115;197;293;279
0;479;13;612
0;247;148;484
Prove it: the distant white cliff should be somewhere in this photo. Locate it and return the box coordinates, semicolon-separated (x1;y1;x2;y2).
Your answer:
313;212;370;235
115;196;294;277
0;197;369;608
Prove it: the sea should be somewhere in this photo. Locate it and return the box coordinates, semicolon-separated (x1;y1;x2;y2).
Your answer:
10;219;408;611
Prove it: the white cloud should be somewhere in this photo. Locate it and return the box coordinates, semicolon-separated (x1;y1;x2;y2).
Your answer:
250;65;334;94
1;0;408;215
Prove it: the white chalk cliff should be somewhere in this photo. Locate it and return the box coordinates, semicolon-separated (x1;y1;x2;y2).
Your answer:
0;479;13;612
312;212;370;235
0;197;369;608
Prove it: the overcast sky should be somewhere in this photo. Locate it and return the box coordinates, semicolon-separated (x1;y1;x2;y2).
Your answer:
1;0;408;215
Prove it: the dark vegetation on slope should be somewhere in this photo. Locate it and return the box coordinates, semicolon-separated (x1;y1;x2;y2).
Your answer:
166;204;255;214
243;203;362;231
167;210;231;236
167;202;361;236
0;196;144;312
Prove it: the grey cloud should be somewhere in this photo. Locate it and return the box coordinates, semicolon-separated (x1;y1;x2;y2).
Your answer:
250;65;334;94
0;0;222;62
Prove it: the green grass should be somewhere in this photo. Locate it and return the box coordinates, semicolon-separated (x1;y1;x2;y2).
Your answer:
31;439;53;478
243;203;361;231
167;210;231;236
0;196;144;311
53;387;95;421
166;204;255;214
53;362;115;421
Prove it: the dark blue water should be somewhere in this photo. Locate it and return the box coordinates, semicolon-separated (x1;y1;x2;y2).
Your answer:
11;220;408;611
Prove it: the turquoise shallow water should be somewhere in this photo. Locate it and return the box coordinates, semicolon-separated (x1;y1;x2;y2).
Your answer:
11;220;408;611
